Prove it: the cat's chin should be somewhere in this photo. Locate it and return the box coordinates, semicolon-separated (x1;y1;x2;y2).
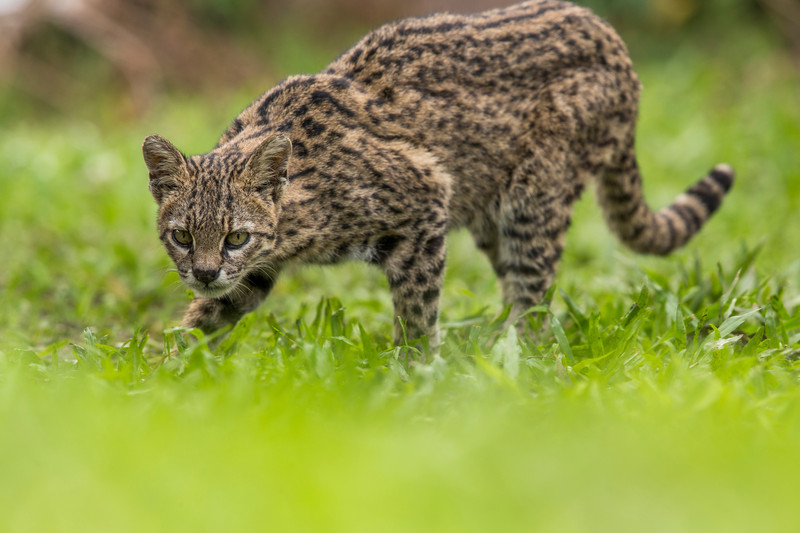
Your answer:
189;282;236;300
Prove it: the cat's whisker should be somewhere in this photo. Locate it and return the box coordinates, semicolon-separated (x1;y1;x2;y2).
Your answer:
250;263;278;280
167;280;188;295
227;282;249;300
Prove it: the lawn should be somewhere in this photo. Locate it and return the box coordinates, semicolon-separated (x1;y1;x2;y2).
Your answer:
1;10;799;533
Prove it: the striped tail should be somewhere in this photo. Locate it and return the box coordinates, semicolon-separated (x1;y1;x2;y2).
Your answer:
598;162;734;255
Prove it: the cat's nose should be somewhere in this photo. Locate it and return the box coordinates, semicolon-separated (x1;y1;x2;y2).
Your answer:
193;267;220;284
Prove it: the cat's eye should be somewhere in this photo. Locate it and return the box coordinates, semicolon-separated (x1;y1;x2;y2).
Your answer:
225;231;250;248
172;229;193;247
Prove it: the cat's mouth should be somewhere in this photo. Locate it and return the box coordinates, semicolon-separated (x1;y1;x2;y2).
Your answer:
192;284;234;299
185;277;237;300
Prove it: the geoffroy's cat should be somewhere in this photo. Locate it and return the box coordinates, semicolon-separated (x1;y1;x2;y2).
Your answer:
143;0;733;349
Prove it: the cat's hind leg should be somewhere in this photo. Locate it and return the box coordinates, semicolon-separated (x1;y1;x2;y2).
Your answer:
492;143;582;331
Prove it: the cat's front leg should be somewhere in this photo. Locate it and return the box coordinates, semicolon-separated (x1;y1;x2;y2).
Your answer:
181;273;276;334
377;225;447;355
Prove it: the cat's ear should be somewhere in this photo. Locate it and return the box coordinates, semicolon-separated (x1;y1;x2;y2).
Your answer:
142;135;187;204
242;134;292;202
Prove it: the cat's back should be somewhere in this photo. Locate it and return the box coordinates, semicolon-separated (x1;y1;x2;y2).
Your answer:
222;0;636;150
325;0;632;94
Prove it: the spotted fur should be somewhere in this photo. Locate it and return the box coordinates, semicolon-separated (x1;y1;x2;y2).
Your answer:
143;0;733;349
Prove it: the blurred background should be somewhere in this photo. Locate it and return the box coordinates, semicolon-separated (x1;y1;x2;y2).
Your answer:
0;0;797;121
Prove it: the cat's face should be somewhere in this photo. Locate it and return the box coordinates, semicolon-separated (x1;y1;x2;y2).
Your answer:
143;134;290;299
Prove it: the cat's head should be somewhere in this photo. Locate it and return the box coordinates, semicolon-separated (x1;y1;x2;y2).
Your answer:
142;134;291;299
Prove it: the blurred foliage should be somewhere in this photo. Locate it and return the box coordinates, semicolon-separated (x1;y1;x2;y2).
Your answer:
0;0;795;123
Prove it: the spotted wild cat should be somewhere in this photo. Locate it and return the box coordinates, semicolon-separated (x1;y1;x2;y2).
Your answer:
142;0;733;349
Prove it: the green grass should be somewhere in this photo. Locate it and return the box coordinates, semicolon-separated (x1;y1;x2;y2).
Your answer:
1;19;800;533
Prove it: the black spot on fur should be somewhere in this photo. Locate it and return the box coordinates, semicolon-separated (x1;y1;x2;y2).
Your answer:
422;288;439;304
424;235;444;257
373;234;404;263
301;117;326;137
